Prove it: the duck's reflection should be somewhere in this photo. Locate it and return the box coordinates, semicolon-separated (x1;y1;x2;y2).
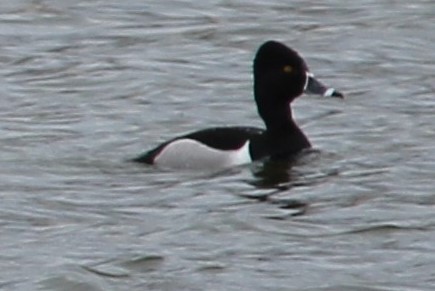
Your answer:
239;155;306;216
249;158;300;190
240;149;335;216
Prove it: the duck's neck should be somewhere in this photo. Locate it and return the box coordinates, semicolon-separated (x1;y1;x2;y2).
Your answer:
256;95;294;129
256;96;311;149
260;100;294;132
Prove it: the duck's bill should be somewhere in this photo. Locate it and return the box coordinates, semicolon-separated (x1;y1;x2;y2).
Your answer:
304;73;344;98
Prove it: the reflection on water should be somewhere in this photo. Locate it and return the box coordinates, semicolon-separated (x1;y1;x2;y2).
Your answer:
1;0;435;290
238;150;342;218
248;150;333;189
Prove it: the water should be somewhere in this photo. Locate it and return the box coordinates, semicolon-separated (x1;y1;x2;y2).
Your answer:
1;0;435;290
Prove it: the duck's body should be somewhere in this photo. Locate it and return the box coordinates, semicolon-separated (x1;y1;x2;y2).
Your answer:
134;127;261;168
134;41;343;169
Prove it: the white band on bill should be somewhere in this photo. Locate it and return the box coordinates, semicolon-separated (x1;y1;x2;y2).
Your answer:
323;88;335;97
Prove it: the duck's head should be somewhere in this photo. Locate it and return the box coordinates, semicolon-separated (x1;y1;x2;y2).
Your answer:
253;41;343;106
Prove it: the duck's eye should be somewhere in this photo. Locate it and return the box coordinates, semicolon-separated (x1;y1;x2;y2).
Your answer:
283;65;293;73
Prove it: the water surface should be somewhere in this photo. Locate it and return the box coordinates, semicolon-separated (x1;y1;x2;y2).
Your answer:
1;0;435;290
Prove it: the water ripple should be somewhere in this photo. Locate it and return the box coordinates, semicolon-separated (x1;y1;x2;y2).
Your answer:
1;0;435;290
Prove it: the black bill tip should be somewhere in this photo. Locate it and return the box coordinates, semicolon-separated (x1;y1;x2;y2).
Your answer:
328;89;345;99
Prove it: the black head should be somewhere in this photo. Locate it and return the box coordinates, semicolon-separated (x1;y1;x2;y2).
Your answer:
252;41;343;131
254;41;309;104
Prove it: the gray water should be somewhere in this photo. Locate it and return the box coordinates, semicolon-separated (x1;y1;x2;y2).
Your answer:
1;0;435;290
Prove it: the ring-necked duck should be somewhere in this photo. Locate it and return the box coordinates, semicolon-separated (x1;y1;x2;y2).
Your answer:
133;41;343;169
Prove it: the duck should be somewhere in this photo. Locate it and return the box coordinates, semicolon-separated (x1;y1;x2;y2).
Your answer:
133;41;343;169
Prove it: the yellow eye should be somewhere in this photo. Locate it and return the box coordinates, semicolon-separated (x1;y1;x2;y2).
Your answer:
283;65;293;73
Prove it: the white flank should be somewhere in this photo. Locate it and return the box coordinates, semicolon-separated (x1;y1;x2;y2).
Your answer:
154;139;252;170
